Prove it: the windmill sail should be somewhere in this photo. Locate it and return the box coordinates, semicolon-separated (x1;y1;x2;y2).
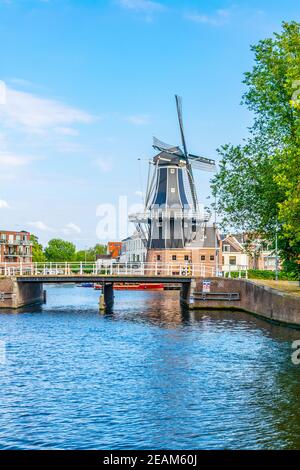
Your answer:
130;95;215;250
153;137;181;154
175;94;199;211
188;154;216;172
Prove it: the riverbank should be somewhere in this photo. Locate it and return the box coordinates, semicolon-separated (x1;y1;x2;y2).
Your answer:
190;278;300;328
251;280;300;297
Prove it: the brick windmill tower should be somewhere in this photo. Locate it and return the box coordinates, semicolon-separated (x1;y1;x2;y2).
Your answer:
130;96;216;269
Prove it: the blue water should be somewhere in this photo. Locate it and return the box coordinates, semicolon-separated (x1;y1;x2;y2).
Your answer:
0;285;299;450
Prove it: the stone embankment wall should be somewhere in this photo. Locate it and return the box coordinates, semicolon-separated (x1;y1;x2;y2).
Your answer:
190;278;300;327
0;278;43;309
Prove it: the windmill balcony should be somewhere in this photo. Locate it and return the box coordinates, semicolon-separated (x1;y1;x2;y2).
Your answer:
130;209;210;222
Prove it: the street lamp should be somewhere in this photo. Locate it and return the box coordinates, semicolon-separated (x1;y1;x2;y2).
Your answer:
275;219;279;282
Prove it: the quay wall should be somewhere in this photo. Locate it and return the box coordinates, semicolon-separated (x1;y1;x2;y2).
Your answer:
191;278;300;327
0;278;44;309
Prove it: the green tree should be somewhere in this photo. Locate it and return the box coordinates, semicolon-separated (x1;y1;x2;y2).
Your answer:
30;234;46;263
211;21;300;274
44;239;76;262
75;244;107;262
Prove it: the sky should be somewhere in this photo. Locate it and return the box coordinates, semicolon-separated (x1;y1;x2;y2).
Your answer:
0;0;299;248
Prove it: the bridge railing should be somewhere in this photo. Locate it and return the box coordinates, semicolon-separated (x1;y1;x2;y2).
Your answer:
0;262;248;278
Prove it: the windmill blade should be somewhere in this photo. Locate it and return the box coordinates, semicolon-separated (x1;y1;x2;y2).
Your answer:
175;95;188;159
153;137;178;153
186;166;199;212
188;154;216;172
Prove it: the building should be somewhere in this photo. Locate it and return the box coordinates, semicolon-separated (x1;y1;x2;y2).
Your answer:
221;234;279;272
146;225;222;276
221;234;249;271
120;232;147;263
0;230;32;263
96;254;115;268
107;242;122;259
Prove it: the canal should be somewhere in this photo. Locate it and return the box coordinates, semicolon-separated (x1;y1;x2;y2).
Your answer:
0;285;299;450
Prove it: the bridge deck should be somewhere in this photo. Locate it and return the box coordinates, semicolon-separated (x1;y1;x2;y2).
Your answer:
15;275;192;284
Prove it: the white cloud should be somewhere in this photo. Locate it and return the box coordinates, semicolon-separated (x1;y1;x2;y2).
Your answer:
185;9;231;26
125;114;150;125
8;78;34;88
0;84;95;134
28;221;54;232
93;157;113;173
0;152;35;166
28;221;81;236
0;199;9;209
64;222;82;234
118;0;164;13
54;127;79;136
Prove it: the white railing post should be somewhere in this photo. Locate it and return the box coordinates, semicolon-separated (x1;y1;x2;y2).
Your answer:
155;262;158;276
125;262;128;275
20;261;23;276
228;265;231;278
4;262;7;276
80;262;83;275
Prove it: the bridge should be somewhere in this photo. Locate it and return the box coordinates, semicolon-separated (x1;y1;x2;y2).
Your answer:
0;261;248;310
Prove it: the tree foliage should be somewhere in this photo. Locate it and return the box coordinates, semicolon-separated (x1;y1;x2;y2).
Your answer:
30;234;46;263
211;21;300;273
44;239;76;262
75;244;107;262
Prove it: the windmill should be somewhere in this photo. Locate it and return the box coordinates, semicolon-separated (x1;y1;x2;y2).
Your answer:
130;95;216;250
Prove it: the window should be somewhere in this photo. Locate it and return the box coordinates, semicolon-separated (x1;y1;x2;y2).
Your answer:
201;255;205;261
172;255;177;261
210;255;214;261
223;244;230;252
229;256;236;266
222;256;224;265
184;255;189;261
157;255;161;261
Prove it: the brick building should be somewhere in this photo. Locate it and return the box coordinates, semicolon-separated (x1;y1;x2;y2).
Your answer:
107;242;123;259
0;230;33;263
146;225;222;276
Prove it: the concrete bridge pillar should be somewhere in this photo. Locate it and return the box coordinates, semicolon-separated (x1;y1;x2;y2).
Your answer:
180;280;194;307
99;282;114;311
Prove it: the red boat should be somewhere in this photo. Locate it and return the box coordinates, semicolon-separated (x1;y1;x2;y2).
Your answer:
94;283;164;291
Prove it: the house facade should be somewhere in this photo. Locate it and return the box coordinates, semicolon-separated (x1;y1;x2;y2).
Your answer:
120;232;147;263
221;234;279;272
221;234;248;271
0;230;32;263
146;225;222;276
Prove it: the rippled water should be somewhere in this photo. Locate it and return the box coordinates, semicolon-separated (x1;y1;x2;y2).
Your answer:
0;285;299;450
